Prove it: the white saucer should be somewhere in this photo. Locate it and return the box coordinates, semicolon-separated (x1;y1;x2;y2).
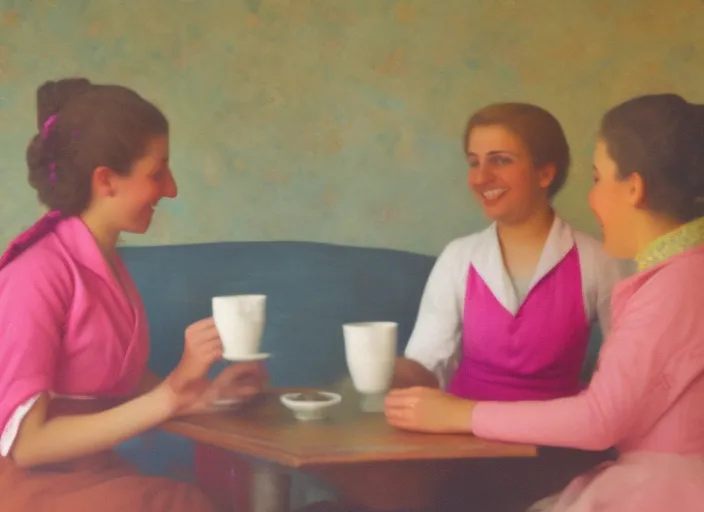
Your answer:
212;397;244;407
222;352;271;362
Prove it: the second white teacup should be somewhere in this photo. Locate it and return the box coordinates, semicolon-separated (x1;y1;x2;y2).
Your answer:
343;321;398;395
212;294;266;360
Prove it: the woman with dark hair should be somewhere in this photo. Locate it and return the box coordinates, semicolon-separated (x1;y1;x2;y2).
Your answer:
0;78;267;510
387;94;704;511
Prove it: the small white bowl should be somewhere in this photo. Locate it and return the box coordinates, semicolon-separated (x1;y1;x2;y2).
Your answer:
280;391;342;421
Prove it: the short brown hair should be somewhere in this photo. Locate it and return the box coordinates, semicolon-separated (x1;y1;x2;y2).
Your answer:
26;78;169;216
464;103;571;197
600;94;704;223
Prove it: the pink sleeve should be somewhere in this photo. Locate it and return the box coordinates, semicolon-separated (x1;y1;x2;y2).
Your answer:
471;273;694;451
0;251;70;430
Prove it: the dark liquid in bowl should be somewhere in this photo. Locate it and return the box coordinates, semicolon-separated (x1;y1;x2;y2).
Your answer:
291;391;329;402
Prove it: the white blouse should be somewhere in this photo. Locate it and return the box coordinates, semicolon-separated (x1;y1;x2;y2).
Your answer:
404;216;625;387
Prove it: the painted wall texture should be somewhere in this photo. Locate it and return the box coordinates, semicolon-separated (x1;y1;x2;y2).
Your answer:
0;0;702;255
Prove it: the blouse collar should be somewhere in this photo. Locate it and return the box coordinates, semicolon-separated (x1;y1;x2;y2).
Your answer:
635;216;704;271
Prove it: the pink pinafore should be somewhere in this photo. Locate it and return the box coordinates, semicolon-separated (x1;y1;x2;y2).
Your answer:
448;245;590;401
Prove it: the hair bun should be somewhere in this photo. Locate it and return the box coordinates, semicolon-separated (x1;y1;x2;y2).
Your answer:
601;94;704;222
26;78;168;216
36;78;92;130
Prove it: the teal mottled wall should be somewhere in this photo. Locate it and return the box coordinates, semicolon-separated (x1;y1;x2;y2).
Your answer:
1;0;702;254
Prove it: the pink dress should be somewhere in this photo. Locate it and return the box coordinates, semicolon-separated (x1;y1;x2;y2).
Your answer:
0;213;150;431
0;213;217;511
473;219;704;511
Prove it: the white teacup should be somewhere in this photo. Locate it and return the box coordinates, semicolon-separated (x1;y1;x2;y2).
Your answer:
343;321;398;396
212;295;266;360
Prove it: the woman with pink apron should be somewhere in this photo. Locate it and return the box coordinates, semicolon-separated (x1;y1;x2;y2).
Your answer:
390;103;623;510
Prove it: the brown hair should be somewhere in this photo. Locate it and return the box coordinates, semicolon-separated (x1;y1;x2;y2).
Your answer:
26;78;169;216
600;94;704;223
463;103;571;197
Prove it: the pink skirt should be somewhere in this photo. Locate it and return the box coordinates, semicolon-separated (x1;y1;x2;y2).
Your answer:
539;452;704;512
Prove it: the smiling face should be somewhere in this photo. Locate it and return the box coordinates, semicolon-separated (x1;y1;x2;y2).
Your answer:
589;138;643;258
466;124;556;224
112;135;177;234
91;134;178;235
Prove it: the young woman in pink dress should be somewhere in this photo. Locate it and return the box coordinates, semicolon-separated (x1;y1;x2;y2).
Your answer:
0;78;267;511
387;103;622;510
386;94;704;511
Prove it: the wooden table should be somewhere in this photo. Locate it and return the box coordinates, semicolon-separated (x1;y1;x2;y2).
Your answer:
161;388;537;511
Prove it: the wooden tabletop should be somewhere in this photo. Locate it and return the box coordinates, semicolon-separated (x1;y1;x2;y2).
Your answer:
161;388;537;468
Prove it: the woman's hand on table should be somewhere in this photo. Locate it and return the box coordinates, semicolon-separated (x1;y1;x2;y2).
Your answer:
384;387;476;434
155;316;269;416
211;361;268;404
174;362;268;416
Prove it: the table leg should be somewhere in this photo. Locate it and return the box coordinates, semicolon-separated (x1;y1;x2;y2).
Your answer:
309;460;451;511
250;461;292;512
